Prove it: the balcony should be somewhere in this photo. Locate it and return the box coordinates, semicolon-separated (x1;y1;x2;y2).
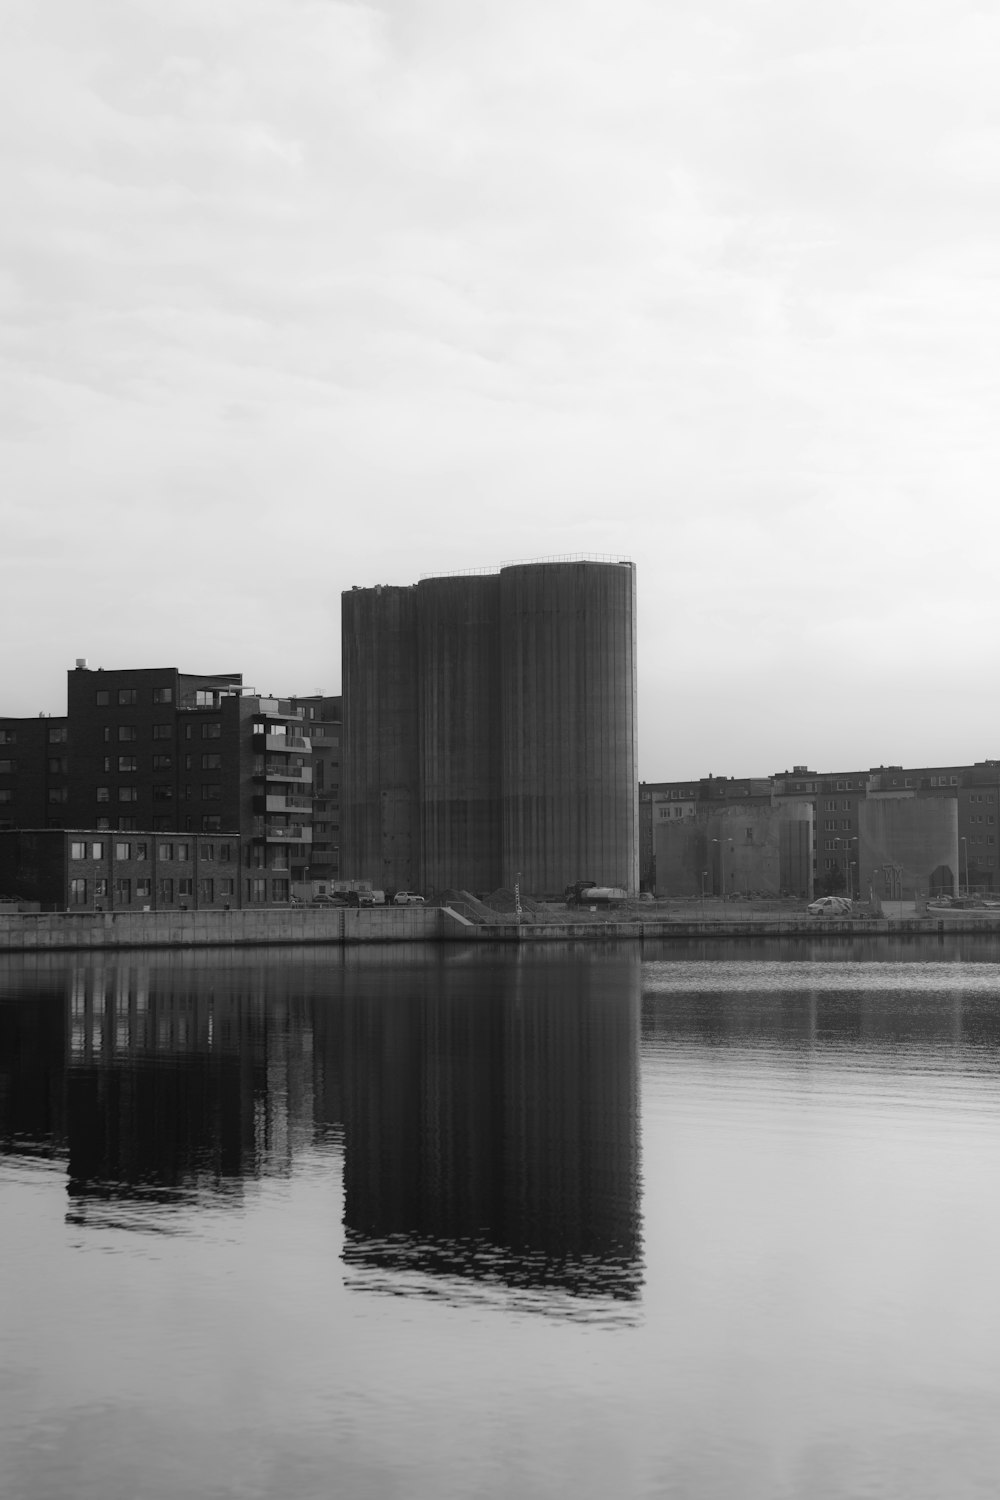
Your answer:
265;794;312;813
264;825;313;842
264;764;312;784
264;733;311;753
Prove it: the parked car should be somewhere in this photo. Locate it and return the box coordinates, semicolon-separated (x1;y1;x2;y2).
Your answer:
393;891;425;905
807;895;853;917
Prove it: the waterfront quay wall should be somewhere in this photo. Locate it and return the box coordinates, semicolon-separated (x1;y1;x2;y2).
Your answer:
2;908;998;952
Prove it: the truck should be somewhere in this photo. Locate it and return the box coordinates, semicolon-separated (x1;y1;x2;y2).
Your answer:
565;881;628;907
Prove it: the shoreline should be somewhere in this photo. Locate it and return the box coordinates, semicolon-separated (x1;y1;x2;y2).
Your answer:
3;906;1000;953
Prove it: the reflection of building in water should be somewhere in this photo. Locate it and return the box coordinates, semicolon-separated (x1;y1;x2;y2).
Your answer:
337;959;643;1303
62;961;326;1214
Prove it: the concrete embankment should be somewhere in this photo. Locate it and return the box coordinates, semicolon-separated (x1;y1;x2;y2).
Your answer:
2;907;999;952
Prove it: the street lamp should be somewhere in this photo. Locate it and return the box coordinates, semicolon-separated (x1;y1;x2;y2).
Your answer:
837;836;856;900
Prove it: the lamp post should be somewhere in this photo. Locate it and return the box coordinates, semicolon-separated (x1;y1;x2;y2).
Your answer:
838;836;856;900
960;838;969;898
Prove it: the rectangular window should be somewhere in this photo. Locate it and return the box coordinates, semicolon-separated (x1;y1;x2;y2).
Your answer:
118;756;137;772
178;877;194;896
152;723;172;740
70;842;86;860
219;843;232;862
48;788;68;804
91;841;105;859
118;726;136;742
195;691;216;707
198;878;214;903
69;878;88;906
153;785;173;801
95;690;109;706
96;817;110;830
119;786;138;802
135;841;147;861
158;843;173;861
201;784;221;800
152;686;173;703
202;816;221;833
176;843;190;861
96;786;109;802
271;878;289;902
47;757;67;774
0;730;13;745
251;877;266;903
118;817;137;832
0;790;10;804
118;689;136;706
202;754;222;770
95;878;108;898
115;841;131;860
153;754;172;770
202;723;221;739
136;877;151;900
220;878;234;897
48;725;67;744
157;877;173;903
114;878;131;903
200;844;215;861
0;759;13;774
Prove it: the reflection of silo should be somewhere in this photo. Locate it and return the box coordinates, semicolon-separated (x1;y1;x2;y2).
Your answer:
500;561;638;893
342;585;419;891
416;576;502;894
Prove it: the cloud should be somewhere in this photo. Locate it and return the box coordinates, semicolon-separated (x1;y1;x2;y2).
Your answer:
2;0;1000;771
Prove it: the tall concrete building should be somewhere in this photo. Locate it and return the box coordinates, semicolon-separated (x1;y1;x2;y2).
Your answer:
343;559;638;896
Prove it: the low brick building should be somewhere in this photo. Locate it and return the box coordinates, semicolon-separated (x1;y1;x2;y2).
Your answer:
0;829;244;911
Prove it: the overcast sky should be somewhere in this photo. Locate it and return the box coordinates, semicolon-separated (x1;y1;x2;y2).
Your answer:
3;0;999;778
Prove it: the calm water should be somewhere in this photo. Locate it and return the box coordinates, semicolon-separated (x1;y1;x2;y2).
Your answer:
4;938;1000;1499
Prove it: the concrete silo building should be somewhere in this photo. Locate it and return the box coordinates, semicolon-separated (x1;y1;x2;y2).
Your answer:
341;559;638;897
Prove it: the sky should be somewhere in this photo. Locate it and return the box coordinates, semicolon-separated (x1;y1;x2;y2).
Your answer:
3;0;1000;779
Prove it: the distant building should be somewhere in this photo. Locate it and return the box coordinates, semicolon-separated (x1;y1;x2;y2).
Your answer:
0;828;244;910
342;560;639;896
654;802;813;899
0;716;70;831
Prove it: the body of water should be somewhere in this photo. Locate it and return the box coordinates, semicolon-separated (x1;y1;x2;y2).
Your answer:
3;938;1000;1498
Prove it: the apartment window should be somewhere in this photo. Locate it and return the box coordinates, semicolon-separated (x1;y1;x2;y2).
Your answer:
95;690;109;706
95;879;107;899
842;820;851;829
176;843;190;861
271;878;289;902
178;877;194;897
0;791;10;804
153;785;173;801
219;844;232;862
198;878;214;903
96;818;110;831
951;777;959;786
96;786;109;802
136;878;151;900
92;841;105;860
135;841;148;861
158;843;173;861
990;836;996;846
0;760;13;774
195;691;216;708
842;801;851;811
69;878;88;906
118;817;137;832
48;757;67;774
201;844;215;861
201;784;221;800
202;722;222;739
905;779;913;788
152;724;172;740
251;877;266;902
220;878;234;897
202;754;222;770
48;725;67;744
825;801;836;811
70;842;86;860
48;788;67;804
153;755;172;770
118;726;136;742
103;727;111;743
119;786;137;802
103;758;111;773
117;689;136;706
114;878;131;903
0;731;13;745
115;841;131;860
202;816;221;833
157;877;173;903
152;686;173;704
118;756;137;772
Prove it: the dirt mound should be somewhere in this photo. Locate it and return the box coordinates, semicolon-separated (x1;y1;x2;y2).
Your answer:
482;886;539;915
